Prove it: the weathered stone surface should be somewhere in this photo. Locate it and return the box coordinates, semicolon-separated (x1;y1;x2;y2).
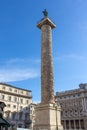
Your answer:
34;103;63;130
34;14;63;130
41;24;54;104
37;17;56;104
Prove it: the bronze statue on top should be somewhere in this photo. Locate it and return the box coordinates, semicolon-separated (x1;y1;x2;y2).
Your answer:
43;9;48;17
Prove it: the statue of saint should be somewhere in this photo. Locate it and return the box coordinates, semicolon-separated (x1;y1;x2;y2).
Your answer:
43;9;48;17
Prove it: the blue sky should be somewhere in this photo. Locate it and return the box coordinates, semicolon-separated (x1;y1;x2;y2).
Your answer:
0;0;87;102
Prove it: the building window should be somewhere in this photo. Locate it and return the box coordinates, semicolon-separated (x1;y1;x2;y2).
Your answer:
26;100;29;104
80;120;84;129
73;95;75;97
9;88;12;91
80;109;82;115
8;96;11;101
13;105;16;108
26;107;28;110
75;110;77;112
14;97;17;102
61;111;63;116
75;120;79;129
20;99;23;104
14;89;17;92
26;92;30;96
19;112;23;120
71;120;74;129
7;104;10;108
21;90;23;94
2;86;5;90
12;112;16;120
65;111;68;116
20;106;23;110
2;95;5;99
78;94;80;97
30;105;32;108
66;120;69;129
25;113;29;120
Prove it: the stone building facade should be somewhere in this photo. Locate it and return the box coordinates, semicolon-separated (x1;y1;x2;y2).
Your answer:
0;82;32;129
56;83;87;130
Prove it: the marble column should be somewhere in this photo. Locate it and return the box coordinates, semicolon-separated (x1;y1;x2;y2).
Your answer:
34;10;63;130
37;16;56;104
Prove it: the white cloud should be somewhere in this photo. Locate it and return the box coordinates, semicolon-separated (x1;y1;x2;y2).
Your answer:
55;54;87;61
0;58;40;82
0;68;39;82
5;58;40;65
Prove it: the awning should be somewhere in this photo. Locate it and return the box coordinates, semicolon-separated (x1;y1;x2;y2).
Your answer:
0;117;10;127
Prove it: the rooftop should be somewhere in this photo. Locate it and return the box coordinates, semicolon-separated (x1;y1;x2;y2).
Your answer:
0;82;31;92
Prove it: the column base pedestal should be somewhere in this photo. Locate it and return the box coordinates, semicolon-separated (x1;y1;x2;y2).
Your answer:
34;103;63;130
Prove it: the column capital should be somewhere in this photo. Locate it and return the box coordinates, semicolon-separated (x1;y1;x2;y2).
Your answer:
37;17;56;29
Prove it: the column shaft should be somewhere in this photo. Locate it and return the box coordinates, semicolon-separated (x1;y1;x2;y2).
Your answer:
41;24;54;104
